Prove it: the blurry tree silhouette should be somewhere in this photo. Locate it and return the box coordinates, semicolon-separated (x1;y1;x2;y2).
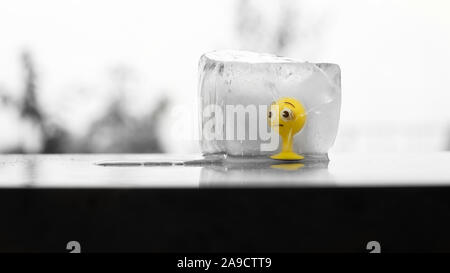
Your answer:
1;52;168;154
84;94;168;153
20;51;43;124
235;0;298;54
235;0;328;57
19;50;70;153
83;65;167;153
275;3;297;52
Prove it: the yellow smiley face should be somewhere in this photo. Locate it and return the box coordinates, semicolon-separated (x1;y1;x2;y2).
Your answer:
268;97;307;137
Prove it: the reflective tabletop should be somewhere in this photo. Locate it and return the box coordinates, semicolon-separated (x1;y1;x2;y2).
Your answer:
0;152;449;187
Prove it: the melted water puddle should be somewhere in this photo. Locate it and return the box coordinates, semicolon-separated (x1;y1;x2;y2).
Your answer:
95;157;225;167
95;154;326;168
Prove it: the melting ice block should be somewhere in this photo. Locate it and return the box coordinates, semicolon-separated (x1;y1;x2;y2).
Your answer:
198;50;341;159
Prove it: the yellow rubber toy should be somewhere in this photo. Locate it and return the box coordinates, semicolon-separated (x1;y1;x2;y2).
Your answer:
268;97;307;161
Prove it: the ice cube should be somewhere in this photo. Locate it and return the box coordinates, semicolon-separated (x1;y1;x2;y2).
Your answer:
198;50;341;159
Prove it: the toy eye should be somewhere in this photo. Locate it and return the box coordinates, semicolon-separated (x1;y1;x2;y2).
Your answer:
268;111;272;118
281;108;293;121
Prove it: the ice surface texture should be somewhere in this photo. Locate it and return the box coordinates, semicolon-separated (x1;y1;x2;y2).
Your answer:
198;50;341;158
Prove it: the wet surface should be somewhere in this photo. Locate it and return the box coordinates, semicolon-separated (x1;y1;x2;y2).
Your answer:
0;153;449;187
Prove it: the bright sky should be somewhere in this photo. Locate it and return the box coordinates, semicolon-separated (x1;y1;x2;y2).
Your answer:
1;0;450;151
